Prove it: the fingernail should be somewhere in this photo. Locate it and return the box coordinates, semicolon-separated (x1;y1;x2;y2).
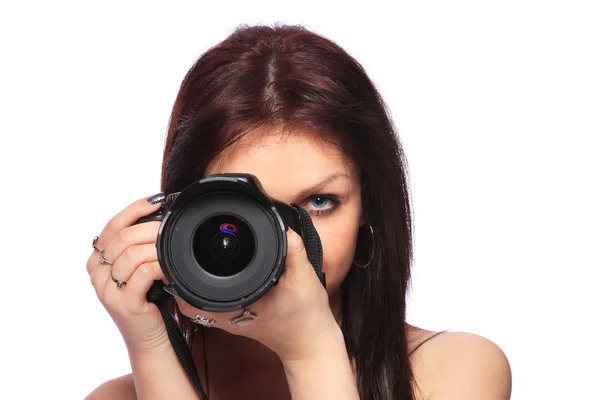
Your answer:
146;192;165;205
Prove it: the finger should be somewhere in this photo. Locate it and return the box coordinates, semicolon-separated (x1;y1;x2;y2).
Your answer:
86;252;102;276
95;193;164;250
102;221;160;263
122;261;165;310
86;221;160;276
280;229;313;285
89;262;112;301
110;243;158;284
174;299;255;332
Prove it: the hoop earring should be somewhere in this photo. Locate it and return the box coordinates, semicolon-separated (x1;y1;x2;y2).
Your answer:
353;223;375;268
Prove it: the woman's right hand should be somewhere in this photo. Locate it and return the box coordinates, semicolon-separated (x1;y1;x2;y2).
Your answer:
86;193;169;354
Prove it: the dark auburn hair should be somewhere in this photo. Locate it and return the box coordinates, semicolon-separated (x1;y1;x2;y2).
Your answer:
160;23;418;399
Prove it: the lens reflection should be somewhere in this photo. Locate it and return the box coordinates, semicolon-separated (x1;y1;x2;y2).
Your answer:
193;215;255;276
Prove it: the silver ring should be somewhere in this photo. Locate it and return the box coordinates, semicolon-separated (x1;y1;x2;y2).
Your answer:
192;315;216;328
92;236;102;252
229;309;257;326
98;249;114;266
110;269;127;289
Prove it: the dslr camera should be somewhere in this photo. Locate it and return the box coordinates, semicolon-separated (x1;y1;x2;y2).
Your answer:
137;173;325;313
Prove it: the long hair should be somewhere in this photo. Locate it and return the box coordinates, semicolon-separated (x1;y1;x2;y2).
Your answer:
160;23;416;399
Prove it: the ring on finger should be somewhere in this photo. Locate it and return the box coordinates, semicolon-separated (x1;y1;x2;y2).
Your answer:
92;236;102;253
192;314;217;328
110;269;127;289
98;249;114;266
229;309;257;326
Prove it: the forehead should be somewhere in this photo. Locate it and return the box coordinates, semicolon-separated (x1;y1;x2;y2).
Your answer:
206;130;356;197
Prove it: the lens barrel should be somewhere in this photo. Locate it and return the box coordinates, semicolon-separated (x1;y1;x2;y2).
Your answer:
151;174;291;312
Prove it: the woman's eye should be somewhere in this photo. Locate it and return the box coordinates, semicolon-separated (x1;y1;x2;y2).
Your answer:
311;196;330;209
305;195;340;216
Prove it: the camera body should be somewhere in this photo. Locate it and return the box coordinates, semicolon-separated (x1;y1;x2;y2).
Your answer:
137;173;323;313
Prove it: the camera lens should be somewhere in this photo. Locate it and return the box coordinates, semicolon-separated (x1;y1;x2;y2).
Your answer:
211;232;239;261
192;214;255;277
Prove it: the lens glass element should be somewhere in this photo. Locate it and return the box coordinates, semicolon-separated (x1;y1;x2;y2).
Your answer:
192;214;255;276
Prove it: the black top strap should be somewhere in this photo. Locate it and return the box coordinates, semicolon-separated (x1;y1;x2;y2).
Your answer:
290;203;326;287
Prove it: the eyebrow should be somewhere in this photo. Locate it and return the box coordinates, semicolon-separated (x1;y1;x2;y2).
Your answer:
294;172;352;200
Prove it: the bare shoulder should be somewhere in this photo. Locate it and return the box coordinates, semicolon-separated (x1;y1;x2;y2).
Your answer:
407;325;512;400
84;373;136;400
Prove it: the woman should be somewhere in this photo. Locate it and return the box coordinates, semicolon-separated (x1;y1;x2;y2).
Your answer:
86;24;511;399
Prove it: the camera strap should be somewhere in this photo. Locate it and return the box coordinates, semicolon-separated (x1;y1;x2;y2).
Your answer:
146;203;325;400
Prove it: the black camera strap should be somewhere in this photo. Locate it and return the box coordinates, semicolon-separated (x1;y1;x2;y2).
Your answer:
146;203;325;400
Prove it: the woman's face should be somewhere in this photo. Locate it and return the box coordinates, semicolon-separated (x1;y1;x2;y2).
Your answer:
176;130;363;315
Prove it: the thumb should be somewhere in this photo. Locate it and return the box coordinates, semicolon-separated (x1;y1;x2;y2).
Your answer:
282;228;314;284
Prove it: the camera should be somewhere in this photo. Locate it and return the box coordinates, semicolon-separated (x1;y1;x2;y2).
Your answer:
136;173;325;313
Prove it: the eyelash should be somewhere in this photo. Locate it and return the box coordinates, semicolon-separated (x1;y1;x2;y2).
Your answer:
305;194;341;216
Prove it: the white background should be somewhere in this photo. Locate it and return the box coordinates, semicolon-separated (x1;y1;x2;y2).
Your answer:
1;1;598;399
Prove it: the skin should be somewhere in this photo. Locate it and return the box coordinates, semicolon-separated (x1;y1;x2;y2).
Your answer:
86;130;512;399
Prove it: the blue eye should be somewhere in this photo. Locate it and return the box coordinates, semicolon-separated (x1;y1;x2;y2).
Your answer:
311;196;330;209
305;194;340;216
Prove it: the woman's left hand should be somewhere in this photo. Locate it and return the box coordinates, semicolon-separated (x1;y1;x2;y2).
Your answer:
176;228;341;363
